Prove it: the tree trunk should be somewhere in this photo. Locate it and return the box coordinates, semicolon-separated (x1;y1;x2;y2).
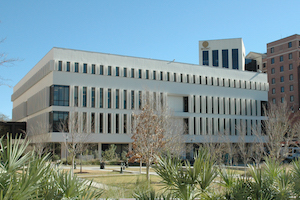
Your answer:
146;161;150;181
139;160;142;174
80;153;82;173
71;154;75;176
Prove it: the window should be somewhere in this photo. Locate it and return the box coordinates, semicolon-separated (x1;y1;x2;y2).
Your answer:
74;86;78;107
289;53;293;59
100;65;104;75
116;67;119;76
146;70;149;79
280;56;283;62
82;112;87;132
138;69;142;78
108;66;111;75
272;78;275;84
232;49;239;69
222;49;228;68
83;63;87;73
123;114;127;133
271;68;275;74
281;97;284;103
107;89;111;108
280;66;284;72
131;68;134;78
290;95;294;102
50;85;70;106
82;87;87;107
99;113;103;133
281;87;284;93
167;72;170;81
99;88;103;108
280;76;284;82
271;47;274;53
107;114;111;133
180;74;183;82
66;62;70;72
212;50;218;66
187;74;189;83
183;97;188;112
160;71;163;80
91;113;95;133
174;73;177;82
290;85;294;91
75;62;79;73
288;42;292;48
139;91;142;109
153;71;156;80
58;61;62;71
91;87;95;107
289;74;293;80
50;111;69;132
116;114;119;133
131;90;134;109
91;64;95;74
203;51;209;66
289;64;293;70
271;58;275;64
183;118;189;134
116;89;119;109
123;90;127;109
272;98;276;104
272;88;275;94
124;67;127;77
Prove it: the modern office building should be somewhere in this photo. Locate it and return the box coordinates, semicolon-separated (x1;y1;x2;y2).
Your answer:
199;38;245;71
267;34;300;110
12;47;268;158
245;52;267;73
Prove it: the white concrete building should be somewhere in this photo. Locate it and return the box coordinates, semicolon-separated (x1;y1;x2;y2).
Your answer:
199;38;245;70
12;47;268;158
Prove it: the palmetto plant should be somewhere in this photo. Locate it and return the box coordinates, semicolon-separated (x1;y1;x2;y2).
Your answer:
0;134;102;199
154;148;217;200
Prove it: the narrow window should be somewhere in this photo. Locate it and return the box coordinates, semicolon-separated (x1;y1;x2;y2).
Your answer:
91;87;95;108
193;75;196;84
91;113;95;133
75;62;79;73
116;114;119;133
180;74;183;82
74;86;78;107
222;50;228;68
91;64;95;74
83;112;87;132
100;65;104;75
108;89;111;108
139;91;142;109
212;50;218;66
167;72;170;81
66;62;70;72
124;90;127;109
83;63;87;73
160;71;163;80
183;97;188;112
289;74;293;80
153;71;156;80
116;89;119;109
146;70;149;79
99;88;103;108
174;73;176;82
131;90;135;109
138;69;142;78
131;68;134;78
183;118;189;134
116;67;119;76
203;51;209;66
124;67;127;77
82;87;87;107
108;114;111;133
108;66;111;76
99;113;103;133
232;49;239;69
123;114;127;133
58;61;62;71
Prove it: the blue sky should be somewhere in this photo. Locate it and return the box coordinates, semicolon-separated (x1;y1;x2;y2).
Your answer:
0;0;299;119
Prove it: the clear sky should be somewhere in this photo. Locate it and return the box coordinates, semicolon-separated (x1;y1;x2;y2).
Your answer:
0;0;299;119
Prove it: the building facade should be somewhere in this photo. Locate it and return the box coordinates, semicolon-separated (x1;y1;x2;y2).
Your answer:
12;47;268;158
199;38;245;71
267;34;300;110
245;52;267;73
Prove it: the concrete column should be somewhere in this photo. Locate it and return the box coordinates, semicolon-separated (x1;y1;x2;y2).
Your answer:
61;142;67;159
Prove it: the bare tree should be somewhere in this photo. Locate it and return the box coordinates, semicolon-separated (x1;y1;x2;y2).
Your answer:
262;102;300;161
59;111;92;175
27;122;51;158
129;93;185;181
0;112;10;121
